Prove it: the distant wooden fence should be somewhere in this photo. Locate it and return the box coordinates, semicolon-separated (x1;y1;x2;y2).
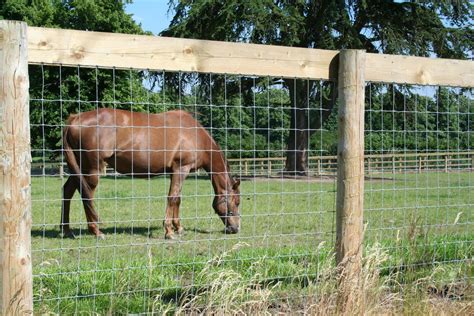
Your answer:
33;151;474;178
228;151;474;176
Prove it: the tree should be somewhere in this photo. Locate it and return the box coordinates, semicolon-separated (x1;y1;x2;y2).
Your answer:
0;0;143;33
163;0;473;175
1;0;148;157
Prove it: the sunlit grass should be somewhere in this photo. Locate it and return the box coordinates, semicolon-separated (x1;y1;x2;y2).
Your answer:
31;171;473;313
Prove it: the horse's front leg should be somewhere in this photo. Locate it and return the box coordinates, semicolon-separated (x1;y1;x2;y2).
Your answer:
164;167;190;239
164;195;181;239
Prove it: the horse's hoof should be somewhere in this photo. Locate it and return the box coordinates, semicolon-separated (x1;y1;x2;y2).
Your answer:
165;233;176;240
175;227;185;235
96;234;106;240
224;225;240;234
60;231;76;239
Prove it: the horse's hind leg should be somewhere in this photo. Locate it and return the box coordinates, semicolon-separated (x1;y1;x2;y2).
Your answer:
79;171;103;238
61;176;77;238
164;166;190;239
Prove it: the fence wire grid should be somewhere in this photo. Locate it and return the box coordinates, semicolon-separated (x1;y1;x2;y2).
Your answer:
30;65;337;314
29;64;472;314
363;83;473;272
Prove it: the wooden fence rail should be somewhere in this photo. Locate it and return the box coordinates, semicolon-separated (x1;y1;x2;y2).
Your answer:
229;151;474;176
32;151;474;178
28;27;474;87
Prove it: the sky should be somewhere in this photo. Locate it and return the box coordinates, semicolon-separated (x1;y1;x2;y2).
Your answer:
125;1;172;35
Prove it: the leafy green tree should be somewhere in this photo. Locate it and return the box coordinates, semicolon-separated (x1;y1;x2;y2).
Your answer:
1;0;148;158
175;75;291;159
163;0;473;175
0;0;142;33
364;85;473;154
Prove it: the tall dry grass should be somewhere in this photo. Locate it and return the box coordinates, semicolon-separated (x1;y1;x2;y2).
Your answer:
154;242;472;315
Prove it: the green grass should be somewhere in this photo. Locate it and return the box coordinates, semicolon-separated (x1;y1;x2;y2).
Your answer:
31;172;473;314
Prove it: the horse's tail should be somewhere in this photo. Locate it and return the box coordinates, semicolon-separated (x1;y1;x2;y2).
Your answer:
63;121;93;197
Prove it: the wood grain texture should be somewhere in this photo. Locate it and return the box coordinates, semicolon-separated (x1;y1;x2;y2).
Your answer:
336;50;366;313
365;53;473;87
28;27;338;80
28;27;473;87
0;21;33;315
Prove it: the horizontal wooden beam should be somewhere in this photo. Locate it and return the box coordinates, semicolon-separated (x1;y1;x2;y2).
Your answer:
27;27;338;80
365;53;473;87
28;27;474;87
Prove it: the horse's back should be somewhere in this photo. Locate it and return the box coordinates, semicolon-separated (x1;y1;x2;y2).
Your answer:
65;109;212;173
65;109;119;151
67;108;200;126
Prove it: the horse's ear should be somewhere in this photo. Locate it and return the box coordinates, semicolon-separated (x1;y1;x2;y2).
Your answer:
232;178;240;190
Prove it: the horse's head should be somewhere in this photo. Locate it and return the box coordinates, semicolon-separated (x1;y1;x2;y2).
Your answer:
213;178;241;234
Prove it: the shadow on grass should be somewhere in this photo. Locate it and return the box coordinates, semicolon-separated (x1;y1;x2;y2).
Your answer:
31;225;224;239
157;273;314;307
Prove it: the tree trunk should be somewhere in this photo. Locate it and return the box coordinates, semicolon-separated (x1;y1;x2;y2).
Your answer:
285;80;310;175
284;80;336;175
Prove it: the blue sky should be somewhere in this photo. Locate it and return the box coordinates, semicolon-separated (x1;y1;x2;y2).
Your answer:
125;1;172;35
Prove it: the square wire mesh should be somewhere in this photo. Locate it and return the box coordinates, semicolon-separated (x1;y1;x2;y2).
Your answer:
30;64;338;314
364;83;473;277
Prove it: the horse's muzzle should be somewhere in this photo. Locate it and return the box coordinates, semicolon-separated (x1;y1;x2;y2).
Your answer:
225;225;240;234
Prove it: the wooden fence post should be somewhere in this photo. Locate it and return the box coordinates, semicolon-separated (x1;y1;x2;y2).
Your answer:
392;155;396;174
0;21;33;314
336;49;366;313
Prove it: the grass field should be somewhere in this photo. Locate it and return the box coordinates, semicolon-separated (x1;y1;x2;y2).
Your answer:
31;171;473;314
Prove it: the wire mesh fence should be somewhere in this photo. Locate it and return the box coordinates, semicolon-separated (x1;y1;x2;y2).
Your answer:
0;21;471;314
28;61;473;313
30;65;339;313
364;83;473;275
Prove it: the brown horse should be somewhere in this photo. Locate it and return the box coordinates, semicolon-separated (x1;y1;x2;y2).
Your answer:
61;108;241;239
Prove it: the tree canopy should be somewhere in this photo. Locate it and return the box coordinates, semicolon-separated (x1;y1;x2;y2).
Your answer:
163;0;473;174
1;0;151;159
0;1;472;169
1;0;143;34
165;0;472;58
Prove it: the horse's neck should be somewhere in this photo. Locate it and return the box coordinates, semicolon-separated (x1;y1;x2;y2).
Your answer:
208;150;232;195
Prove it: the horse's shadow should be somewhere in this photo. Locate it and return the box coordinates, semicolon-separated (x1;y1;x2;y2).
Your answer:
31;226;222;239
